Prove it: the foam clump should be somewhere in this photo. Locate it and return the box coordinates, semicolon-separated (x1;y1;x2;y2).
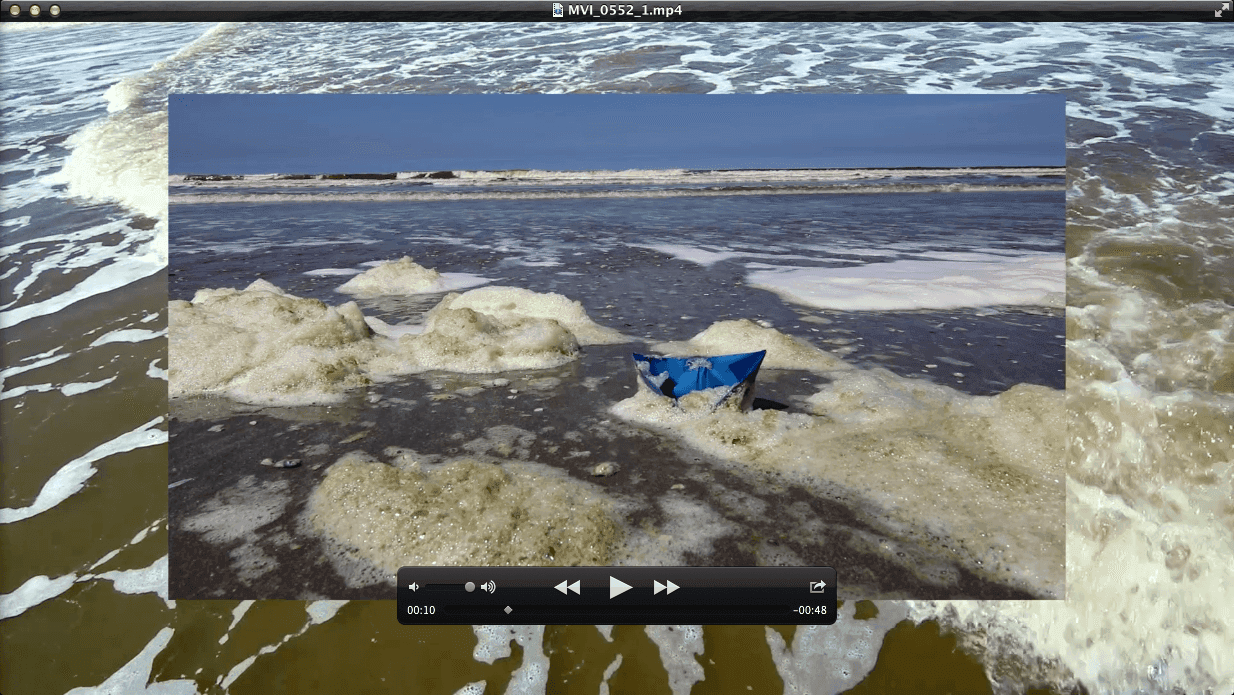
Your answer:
372;303;580;375
653;319;850;372
170;281;618;405
676;385;746;413
336;256;443;297
805;368;955;427
439;286;626;345
612;370;1066;596
169;279;378;405
307;452;622;572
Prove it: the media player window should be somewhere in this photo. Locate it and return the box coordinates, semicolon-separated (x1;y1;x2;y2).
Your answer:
166;93;1065;623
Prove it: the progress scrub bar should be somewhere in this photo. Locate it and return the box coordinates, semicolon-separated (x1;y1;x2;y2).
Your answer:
397;566;837;625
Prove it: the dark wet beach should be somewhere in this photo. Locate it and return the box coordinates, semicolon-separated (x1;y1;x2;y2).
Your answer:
169;321;1059;601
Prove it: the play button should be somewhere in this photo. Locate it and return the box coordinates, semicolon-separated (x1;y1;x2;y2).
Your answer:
609;576;632;599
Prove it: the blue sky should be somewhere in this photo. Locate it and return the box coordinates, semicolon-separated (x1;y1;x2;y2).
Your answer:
169;94;1064;173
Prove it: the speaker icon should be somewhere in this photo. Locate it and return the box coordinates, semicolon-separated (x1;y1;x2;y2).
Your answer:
481;580;496;594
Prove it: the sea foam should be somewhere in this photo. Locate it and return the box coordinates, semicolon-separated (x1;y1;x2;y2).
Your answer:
169;278;624;406
747;253;1065;311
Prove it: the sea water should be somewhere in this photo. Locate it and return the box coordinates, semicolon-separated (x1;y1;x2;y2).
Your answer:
2;20;1231;695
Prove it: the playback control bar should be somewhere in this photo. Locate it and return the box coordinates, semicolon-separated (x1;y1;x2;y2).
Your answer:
397;566;836;625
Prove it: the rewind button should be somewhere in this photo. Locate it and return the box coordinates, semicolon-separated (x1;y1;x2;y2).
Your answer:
554;580;582;595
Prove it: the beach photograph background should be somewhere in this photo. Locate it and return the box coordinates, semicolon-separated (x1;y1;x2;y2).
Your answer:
2;21;1232;695
166;93;1064;601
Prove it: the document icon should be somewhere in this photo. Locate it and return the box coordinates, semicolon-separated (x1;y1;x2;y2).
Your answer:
552;3;564;17
810;580;827;593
